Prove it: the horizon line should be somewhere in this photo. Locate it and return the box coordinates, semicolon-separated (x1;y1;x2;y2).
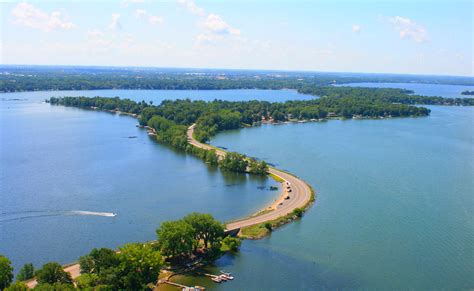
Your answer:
1;63;473;79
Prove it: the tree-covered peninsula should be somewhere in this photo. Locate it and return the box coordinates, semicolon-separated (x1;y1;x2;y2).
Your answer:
48;90;473;173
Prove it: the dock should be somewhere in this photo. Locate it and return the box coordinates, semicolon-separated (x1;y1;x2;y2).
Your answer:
157;279;206;290
196;271;234;284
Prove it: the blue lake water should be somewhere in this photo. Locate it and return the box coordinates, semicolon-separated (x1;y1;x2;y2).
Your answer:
206;97;474;289
335;82;474;98
2;88;313;103
1;85;473;289
0;89;311;273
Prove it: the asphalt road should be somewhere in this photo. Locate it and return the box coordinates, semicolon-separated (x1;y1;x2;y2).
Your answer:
26;123;314;288
187;124;313;231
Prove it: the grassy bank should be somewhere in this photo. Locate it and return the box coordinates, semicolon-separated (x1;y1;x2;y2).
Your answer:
240;182;316;239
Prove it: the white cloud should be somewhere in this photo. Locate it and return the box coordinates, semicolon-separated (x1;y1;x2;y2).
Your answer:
203;14;240;36
134;9;163;25
148;15;164;25
177;0;206;17
388;16;427;43
177;1;242;49
121;0;145;8
134;9;147;18
109;13;122;30
352;24;361;33
194;19;242;48
194;33;223;46
85;30;113;54
11;2;76;32
87;29;104;38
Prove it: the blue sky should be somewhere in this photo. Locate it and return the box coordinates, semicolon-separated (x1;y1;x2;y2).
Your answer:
1;0;472;76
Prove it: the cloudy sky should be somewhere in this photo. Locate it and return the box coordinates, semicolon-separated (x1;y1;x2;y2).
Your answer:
1;0;472;76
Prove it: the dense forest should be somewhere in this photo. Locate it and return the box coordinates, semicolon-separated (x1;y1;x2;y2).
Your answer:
1;65;473;92
299;86;474;106
48;88;473;173
47;87;474;173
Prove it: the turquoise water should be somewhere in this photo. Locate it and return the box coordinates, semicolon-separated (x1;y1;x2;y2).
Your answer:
209;106;474;289
0;89;311;273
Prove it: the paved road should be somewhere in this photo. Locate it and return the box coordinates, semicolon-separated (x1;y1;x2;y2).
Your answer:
26;124;313;288
187;124;313;231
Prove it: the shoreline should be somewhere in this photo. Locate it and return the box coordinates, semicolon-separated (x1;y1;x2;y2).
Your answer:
186;124;314;237
25;109;315;289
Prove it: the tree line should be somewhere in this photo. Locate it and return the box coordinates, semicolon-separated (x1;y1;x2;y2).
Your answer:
0;213;240;290
298;86;474;106
461;90;474;95
2;66;474;93
48;89;473;173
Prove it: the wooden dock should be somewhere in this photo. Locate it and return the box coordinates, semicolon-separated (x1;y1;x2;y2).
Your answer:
156;279;206;291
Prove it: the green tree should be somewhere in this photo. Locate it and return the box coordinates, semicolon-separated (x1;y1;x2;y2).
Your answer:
264;222;273;231
183;213;225;250
75;273;100;289
271;110;286;121
220;152;248;173
217;110;241;130
204;150;219;165
0;255;14;290
16;263;34;282
221;236;241;252
35;262;72;285
94;285;114;291
117;243;164;290
79;248;119;275
292;207;304;218
156;220;195;257
248;159;268;175
5;282;28;291
32;283;74;291
95;267;120;289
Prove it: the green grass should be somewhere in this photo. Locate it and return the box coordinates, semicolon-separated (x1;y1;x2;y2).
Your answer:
240;224;270;239
240;182;316;239
220;244;231;252
269;173;285;183
240;213;298;239
192;125;318;241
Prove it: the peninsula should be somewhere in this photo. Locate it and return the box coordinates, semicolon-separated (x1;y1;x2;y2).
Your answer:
20;89;470;289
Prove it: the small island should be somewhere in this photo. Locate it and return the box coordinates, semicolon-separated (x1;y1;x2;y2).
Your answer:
461;90;474;95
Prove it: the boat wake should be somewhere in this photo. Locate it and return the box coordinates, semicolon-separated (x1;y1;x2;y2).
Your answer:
68;211;117;217
0;210;117;223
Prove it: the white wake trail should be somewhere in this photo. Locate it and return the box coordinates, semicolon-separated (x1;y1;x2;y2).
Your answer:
68;211;117;217
0;210;117;223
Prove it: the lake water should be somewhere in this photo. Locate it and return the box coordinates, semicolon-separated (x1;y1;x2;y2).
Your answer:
203;84;474;289
2;88;313;103
335;82;473;98
0;89;310;273
1;85;473;289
